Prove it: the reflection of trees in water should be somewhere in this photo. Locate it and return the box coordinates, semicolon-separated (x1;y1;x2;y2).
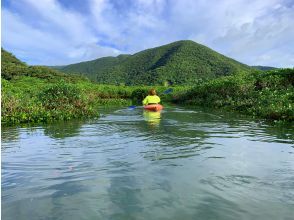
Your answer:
261;122;294;143
43;120;85;139
197;107;294;143
1;126;20;143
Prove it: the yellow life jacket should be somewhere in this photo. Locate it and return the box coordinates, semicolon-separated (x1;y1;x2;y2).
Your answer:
142;95;160;105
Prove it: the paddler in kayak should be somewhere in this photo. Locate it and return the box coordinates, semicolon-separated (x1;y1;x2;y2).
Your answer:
142;89;161;106
142;89;163;111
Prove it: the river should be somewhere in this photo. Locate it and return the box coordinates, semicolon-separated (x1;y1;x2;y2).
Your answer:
2;106;294;220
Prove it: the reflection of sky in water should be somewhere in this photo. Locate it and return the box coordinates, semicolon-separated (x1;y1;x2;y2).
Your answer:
1;106;294;220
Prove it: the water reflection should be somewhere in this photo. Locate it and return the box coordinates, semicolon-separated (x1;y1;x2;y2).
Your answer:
43;120;84;139
192;192;247;220
1;126;20;144
143;110;161;126
1;106;294;220
107;161;143;219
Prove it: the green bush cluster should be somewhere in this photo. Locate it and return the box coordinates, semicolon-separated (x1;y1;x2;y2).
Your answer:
131;88;149;102
1;80;101;125
39;82;83;110
175;69;294;121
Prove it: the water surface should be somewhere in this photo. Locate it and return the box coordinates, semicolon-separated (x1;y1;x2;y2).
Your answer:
2;106;294;220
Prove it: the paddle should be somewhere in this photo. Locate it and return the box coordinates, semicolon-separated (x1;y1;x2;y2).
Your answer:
162;88;173;94
129;88;173;109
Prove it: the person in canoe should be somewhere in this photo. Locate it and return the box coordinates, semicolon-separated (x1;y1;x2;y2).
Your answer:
143;89;161;106
142;89;163;111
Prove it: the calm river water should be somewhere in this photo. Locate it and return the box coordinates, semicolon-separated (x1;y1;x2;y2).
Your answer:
2;106;294;220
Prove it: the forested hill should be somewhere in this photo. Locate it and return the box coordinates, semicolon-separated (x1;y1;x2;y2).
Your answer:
1;48;87;82
54;40;252;85
251;66;278;71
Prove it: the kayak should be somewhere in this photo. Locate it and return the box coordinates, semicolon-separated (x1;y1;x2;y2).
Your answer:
143;104;163;111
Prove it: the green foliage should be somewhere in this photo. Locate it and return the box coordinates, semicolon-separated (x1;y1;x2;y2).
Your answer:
1;49;99;124
1;79;101;125
94;98;132;106
131;88;149;102
252;66;278;71
176;68;294;121
1;48;26;66
1;48;28;80
39;82;82;110
2;49;292;124
1;73;186;125
56;40;252;85
1;71;171;125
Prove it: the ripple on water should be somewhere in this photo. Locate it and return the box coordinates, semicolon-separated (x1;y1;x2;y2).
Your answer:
1;106;294;220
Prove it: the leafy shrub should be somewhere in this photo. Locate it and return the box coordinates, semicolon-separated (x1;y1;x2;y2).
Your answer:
176;68;294;121
131;88;149;102
39;81;82;110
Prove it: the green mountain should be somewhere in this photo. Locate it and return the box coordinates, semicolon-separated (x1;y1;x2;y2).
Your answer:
1;48;87;82
251;66;278;71
55;40;252;85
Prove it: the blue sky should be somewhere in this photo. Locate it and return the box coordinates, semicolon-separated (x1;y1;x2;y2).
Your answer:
2;0;294;67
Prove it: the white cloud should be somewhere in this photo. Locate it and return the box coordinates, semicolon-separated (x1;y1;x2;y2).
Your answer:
211;1;294;67
2;0;294;67
164;0;294;67
2;0;120;65
89;0;169;51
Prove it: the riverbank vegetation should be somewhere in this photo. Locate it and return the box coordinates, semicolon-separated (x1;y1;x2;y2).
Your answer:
1;76;186;125
1;49;182;125
1;50;131;125
1;49;293;125
174;68;294;121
